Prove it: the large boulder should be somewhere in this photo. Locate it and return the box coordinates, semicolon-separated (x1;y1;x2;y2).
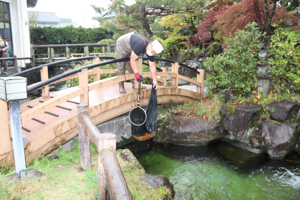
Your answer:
261;121;300;160
220;103;263;144
179;59;198;78
154;116;224;146
266;101;300;122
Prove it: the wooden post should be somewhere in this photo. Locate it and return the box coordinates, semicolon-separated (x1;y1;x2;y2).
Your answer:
9;100;26;180
40;66;49;98
102;46;106;55
77;104;91;170
197;69;204;94
66;47;70;59
31;56;35;68
93;57;101;82
0;100;11;155
51;48;55;58
161;67;167;86
84;46;89;57
172;62;178;88
101;150;133;200
134;58;143;89
47;47;51;60
107;42;111;55
79;68;89;105
98;133;116;200
14;55;18;73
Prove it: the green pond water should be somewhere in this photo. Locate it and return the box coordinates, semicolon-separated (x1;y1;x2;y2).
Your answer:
137;143;300;200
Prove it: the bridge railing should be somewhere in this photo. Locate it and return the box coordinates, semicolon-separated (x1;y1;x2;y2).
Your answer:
1;56;204;155
10;56;204;124
77;104;132;200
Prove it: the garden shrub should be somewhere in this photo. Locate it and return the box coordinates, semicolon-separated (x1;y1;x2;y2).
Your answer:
204;22;264;93
160;36;190;59
93;38;115;53
268;28;300;93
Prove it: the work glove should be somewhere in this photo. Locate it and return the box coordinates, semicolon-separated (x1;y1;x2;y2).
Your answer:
134;73;143;82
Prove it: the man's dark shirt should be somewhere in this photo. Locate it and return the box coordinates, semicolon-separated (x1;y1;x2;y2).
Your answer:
130;34;155;62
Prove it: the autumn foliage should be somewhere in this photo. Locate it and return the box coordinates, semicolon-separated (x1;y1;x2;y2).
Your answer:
196;0;233;44
197;0;299;44
214;0;298;40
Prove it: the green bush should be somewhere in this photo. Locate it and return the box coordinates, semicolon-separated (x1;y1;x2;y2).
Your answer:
66;61;116;88
93;38;115;53
268;28;300;92
31;26;113;55
204;22;264;93
160;36;189;59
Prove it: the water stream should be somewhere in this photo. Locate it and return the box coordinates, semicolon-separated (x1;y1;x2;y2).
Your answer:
137;142;300;200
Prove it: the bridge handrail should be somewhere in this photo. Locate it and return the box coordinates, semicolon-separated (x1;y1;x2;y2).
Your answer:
77;105;132;200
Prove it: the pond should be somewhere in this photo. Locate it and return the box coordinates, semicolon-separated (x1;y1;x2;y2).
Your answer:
135;142;300;200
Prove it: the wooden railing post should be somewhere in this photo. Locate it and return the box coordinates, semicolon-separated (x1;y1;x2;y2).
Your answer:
79;68;89;105
84;46;89;57
66;47;71;59
77;104;91;170
197;61;205;94
98;133;116;200
14;55;18;73
172;62;179;88
40;66;49;98
161;67;167;86
134;58;143;89
107;42;111;55
51;48;55;58
93;56;101;82
0;100;11;155
102;46;106;55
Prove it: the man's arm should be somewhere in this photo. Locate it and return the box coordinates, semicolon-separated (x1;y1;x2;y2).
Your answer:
3;42;9;51
130;51;139;73
149;60;157;89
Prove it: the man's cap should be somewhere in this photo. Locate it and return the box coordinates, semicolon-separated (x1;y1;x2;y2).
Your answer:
152;40;164;54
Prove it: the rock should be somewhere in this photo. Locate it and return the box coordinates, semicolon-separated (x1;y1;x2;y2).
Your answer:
140;173;175;198
220;103;263;143
266;101;300;122
262;121;299;160
154;116;224;146
179;60;198;78
117;149;143;169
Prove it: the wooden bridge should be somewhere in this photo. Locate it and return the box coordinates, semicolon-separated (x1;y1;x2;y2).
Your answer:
0;56;204;166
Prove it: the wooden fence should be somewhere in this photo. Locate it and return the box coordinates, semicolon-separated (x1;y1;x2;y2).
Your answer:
0;56;35;73
77;104;132;200
31;43;115;62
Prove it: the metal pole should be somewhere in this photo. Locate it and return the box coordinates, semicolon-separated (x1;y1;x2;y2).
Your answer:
9;100;26;180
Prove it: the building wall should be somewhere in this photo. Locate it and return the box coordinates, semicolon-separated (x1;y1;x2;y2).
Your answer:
3;0;31;70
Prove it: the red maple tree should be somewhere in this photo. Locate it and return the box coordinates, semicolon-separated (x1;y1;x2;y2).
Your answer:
214;0;298;46
196;0;233;44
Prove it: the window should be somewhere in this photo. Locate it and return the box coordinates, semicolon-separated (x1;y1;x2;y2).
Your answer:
0;2;13;58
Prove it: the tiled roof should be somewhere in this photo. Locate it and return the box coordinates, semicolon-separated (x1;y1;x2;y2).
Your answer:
100;12;115;19
28;11;60;24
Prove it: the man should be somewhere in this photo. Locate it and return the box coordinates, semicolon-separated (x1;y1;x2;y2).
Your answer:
115;32;164;93
0;34;9;74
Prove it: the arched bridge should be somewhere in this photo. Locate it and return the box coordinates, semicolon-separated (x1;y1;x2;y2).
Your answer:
0;56;204;166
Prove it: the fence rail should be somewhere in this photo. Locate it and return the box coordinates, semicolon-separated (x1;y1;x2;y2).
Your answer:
31;43;114;61
0;56;35;72
77;104;132;200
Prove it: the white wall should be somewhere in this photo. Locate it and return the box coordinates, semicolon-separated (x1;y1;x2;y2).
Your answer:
5;0;31;71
